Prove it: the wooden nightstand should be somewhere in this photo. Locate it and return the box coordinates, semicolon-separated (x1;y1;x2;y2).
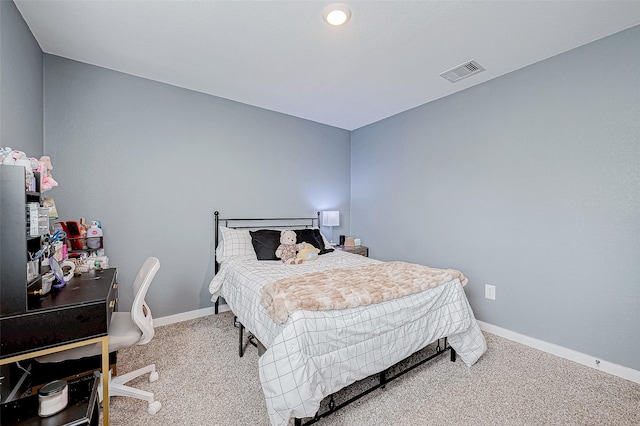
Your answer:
335;245;369;257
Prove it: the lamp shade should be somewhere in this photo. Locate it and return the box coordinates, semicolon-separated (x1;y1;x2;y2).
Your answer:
322;211;339;227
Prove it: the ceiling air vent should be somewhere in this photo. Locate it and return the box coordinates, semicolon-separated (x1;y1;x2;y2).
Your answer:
440;60;485;83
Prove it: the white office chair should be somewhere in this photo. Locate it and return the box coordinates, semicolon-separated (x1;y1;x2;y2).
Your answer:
37;257;162;414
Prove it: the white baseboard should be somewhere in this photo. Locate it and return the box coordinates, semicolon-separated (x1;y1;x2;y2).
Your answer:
154;304;230;327
477;320;640;385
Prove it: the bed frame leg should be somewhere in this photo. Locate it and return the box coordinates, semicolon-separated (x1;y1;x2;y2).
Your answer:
450;347;457;362
239;322;245;357
328;395;335;412
215;298;219;314
294;419;302;426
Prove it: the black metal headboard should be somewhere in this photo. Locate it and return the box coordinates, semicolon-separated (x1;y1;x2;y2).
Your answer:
213;211;320;313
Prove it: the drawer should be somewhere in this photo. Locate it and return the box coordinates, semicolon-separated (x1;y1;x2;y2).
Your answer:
1;269;117;359
1;302;110;357
106;280;119;325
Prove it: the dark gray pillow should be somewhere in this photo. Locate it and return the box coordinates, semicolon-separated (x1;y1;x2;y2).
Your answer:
295;229;334;255
250;229;281;260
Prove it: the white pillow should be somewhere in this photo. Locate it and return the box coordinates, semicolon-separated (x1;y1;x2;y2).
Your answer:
215;242;225;262
216;226;255;262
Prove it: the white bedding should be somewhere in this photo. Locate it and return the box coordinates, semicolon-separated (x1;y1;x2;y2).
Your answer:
209;250;487;426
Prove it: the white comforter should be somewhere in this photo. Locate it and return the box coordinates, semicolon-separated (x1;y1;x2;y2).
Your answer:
209;250;486;426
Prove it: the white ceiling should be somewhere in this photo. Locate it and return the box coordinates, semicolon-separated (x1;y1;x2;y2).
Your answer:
14;1;640;130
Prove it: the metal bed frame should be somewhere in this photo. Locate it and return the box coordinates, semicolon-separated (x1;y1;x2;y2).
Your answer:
212;211;456;425
213;211;319;314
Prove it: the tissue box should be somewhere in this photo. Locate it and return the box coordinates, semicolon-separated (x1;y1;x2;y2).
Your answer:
344;237;361;247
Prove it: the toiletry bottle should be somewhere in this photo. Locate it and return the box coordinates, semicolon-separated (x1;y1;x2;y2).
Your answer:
86;221;103;250
79;218;88;249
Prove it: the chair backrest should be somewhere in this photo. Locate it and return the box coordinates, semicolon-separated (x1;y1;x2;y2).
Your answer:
131;256;160;345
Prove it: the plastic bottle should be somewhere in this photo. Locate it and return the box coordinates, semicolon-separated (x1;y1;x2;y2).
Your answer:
79;218;88;249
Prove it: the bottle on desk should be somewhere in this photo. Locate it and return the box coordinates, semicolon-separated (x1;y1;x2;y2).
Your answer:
79;217;88;249
86;221;103;250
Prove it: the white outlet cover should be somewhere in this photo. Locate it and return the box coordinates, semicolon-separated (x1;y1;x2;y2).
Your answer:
485;284;496;300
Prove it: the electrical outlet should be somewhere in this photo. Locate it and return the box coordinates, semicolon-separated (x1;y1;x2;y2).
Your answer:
485;284;496;300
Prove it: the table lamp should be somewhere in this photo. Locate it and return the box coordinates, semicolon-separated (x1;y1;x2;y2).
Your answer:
322;211;339;244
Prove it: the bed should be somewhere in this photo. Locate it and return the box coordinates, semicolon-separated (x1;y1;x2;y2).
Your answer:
209;212;486;426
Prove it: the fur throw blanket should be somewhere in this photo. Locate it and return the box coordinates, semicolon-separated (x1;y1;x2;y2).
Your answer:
260;261;468;324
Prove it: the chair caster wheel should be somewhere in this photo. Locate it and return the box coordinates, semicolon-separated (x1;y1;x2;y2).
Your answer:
149;371;159;382
148;401;162;414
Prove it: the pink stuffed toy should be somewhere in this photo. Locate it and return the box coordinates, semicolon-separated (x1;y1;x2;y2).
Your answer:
39;156;58;191
275;230;305;264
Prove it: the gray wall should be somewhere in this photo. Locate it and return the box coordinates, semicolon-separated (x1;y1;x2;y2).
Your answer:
351;25;640;370
43;55;351;317
0;0;42;157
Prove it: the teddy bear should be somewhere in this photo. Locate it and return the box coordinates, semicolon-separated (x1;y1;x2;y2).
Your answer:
275;230;305;264
39;155;58;191
297;242;320;262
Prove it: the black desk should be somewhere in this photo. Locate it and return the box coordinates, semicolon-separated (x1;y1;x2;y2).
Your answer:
0;268;117;425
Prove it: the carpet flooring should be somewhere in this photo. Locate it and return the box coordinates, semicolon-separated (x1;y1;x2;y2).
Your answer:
107;312;640;425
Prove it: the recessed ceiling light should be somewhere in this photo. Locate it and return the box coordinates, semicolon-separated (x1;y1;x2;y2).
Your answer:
323;3;351;26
